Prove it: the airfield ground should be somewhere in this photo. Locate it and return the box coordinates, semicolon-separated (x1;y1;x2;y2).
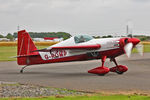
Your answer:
0;53;150;94
0;44;150;99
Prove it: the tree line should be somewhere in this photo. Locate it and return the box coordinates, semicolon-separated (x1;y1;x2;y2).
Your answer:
0;33;14;41
0;32;72;41
13;32;72;40
0;32;150;41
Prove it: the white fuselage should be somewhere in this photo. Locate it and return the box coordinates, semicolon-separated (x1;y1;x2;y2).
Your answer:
39;36;122;61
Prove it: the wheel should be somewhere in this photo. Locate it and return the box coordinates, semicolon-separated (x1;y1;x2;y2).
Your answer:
116;69;124;74
20;70;23;73
97;74;106;76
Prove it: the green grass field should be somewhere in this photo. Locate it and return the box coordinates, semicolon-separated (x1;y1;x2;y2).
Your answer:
1;95;150;100
132;44;150;53
0;45;150;61
0;46;47;61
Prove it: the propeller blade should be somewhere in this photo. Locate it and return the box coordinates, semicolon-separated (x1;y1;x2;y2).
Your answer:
136;43;143;56
124;43;133;58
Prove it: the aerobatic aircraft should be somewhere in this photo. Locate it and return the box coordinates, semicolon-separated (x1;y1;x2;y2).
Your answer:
17;30;143;75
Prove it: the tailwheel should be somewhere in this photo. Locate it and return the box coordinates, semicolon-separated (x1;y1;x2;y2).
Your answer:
20;65;28;73
88;56;110;75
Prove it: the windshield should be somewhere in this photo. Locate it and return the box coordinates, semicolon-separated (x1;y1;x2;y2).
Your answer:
74;35;93;43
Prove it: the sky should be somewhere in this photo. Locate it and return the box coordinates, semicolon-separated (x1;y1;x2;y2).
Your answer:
0;0;150;36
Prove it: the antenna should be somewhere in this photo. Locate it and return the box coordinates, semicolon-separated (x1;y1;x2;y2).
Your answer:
126;25;129;35
17;25;20;31
126;20;133;38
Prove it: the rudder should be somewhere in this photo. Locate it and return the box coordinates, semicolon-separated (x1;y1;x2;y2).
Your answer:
17;30;38;65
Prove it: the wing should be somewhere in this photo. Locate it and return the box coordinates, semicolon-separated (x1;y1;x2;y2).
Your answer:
34;44;101;52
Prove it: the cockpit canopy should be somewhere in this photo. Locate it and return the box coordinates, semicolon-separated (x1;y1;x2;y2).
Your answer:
74;35;94;43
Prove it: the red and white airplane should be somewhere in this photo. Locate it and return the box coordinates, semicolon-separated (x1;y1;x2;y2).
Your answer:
17;30;143;75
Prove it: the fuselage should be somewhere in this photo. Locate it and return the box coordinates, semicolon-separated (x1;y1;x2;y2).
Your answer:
28;36;137;65
39;37;122;60
17;30;141;74
17;30;140;65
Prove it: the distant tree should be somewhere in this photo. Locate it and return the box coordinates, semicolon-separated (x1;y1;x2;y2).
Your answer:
147;36;150;41
102;35;113;38
140;37;147;41
107;35;113;38
102;36;107;38
127;34;133;38
93;36;101;39
6;33;14;41
0;34;4;38
13;32;72;40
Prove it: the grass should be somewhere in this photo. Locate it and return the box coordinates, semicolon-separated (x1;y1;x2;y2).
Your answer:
132;44;150;53
0;46;47;61
1;95;150;100
0;46;17;61
0;45;150;61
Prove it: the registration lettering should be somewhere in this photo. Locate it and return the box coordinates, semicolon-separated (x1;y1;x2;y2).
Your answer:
44;50;67;60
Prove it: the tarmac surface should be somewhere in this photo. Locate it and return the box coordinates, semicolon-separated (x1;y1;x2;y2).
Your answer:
0;53;150;93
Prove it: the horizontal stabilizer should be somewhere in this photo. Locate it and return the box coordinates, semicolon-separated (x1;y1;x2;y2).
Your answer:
14;54;39;58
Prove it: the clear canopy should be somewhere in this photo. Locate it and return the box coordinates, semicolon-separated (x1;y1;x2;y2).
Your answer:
74;35;93;43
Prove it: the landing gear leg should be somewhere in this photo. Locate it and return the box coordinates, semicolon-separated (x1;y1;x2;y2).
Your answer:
101;56;107;68
110;58;128;74
88;56;110;75
20;65;28;73
112;58;123;74
111;58;118;66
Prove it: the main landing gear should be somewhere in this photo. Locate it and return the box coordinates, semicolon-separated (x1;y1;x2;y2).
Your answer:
110;58;128;74
88;56;128;75
88;56;110;75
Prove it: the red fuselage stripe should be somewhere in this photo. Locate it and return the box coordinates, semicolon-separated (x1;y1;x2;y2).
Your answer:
18;48;124;65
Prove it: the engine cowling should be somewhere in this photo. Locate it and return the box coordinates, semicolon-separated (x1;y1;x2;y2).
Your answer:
119;38;129;48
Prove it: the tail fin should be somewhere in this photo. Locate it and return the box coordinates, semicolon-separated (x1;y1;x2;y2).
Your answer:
17;30;38;65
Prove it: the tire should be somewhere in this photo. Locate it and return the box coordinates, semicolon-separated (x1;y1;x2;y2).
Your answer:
116;69;124;74
97;74;106;76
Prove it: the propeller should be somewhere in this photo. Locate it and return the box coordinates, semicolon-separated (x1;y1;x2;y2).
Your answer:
124;43;133;58
124;42;143;58
136;43;144;56
124;21;143;57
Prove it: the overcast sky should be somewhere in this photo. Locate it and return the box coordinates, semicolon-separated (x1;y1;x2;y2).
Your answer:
0;0;150;36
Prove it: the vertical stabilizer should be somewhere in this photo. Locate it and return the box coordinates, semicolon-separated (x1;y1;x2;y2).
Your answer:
17;30;38;65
